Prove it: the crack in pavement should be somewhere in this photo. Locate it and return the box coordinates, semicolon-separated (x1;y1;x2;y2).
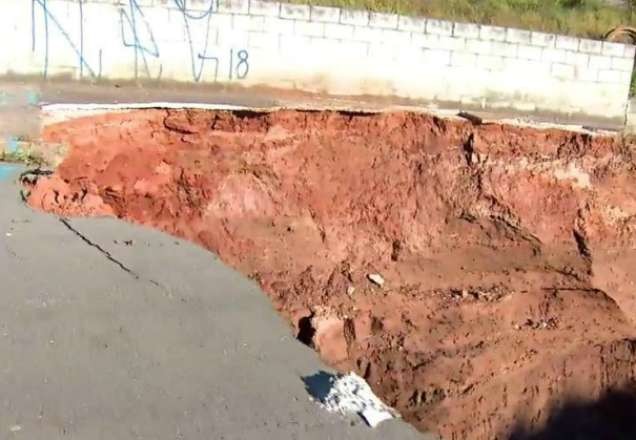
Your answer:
59;217;141;279
3;242;18;259
59;218;172;295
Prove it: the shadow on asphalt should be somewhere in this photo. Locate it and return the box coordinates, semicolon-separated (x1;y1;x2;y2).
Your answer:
509;384;636;440
302;370;337;402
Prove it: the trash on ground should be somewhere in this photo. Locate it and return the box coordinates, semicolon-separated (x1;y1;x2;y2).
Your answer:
367;273;385;287
304;371;398;428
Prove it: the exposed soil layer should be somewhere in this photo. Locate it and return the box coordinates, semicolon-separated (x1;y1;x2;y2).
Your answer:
26;109;636;439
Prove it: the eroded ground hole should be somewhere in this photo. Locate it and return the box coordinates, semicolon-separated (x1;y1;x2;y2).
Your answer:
24;109;636;439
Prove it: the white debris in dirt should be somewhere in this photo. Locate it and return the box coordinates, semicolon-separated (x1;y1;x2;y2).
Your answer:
552;162;591;189
318;372;398;428
347;286;356;296
9;425;21;432
367;273;385;287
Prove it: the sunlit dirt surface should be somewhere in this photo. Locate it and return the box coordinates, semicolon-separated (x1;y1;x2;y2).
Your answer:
26;109;636;439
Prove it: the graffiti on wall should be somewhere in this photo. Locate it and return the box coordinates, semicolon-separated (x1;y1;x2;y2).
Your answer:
30;0;250;82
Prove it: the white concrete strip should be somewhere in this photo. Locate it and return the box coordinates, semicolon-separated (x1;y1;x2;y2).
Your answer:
40;103;610;136
42;102;254;112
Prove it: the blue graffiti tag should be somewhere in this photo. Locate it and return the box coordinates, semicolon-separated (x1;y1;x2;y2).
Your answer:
120;0;162;79
172;0;219;82
30;0;250;83
31;0;98;79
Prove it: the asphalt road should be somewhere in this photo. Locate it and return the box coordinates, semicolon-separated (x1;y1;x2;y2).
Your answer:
0;164;431;440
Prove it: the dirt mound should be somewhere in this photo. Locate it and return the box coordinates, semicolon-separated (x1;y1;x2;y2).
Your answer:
25;109;636;439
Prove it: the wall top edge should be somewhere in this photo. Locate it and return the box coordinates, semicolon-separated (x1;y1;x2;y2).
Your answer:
84;0;636;53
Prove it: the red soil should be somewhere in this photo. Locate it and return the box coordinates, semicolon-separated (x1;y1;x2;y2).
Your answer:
26;109;636;439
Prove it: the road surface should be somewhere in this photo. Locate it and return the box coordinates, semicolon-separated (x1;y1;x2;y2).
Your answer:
0;164;431;440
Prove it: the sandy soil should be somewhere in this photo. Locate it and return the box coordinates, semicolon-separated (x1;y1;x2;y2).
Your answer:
25;109;636;439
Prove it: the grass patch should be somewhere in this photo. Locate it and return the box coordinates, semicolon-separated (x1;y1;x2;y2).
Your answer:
1;150;45;166
292;0;636;39
1;138;45;166
1;151;44;166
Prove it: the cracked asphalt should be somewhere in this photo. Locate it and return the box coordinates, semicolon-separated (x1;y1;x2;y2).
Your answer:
0;165;431;440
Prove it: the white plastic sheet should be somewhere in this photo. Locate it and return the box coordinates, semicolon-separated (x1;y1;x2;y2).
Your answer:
315;372;398;428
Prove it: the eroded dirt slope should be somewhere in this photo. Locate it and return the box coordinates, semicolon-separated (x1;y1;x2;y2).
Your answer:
26;109;636;439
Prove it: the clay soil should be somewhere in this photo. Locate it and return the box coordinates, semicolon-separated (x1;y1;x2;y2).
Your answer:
25;109;636;439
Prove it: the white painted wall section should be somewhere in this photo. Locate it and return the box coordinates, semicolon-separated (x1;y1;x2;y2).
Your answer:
0;0;634;123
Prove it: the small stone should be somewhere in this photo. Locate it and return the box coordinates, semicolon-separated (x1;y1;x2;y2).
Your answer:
347;286;356;296
367;273;385;287
9;425;21;432
471;152;481;165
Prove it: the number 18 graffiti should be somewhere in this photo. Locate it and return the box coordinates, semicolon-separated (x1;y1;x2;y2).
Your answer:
229;49;249;80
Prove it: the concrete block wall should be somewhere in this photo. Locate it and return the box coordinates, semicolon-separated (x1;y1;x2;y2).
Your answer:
1;0;634;123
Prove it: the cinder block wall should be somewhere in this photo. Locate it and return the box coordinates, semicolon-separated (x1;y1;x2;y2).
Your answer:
2;0;634;124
